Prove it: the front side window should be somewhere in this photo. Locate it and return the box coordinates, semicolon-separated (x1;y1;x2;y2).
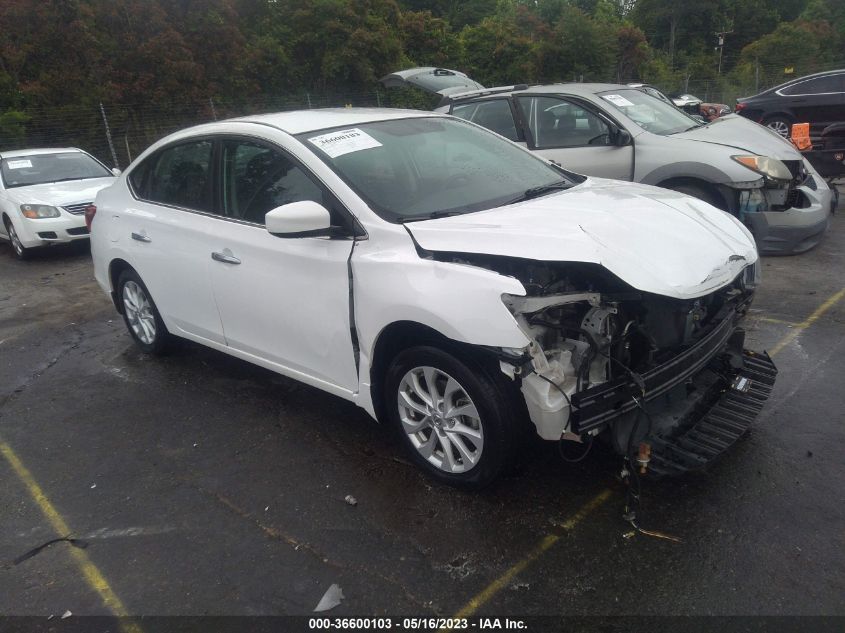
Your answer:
451;99;520;141
145;141;213;211
598;88;700;135
517;96;612;148
221;140;323;224
0;152;112;188
298;117;578;222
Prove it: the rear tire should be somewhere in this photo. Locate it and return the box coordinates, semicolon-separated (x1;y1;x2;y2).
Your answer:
117;269;174;355
4;217;31;260
384;345;519;489
764;115;792;138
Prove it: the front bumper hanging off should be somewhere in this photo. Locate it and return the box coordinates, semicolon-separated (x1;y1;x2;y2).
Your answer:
645;350;777;476
570;317;778;476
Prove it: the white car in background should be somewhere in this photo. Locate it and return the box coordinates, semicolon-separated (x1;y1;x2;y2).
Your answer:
0;148;117;259
90;109;776;488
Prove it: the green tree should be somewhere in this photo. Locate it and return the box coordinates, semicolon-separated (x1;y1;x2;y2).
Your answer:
0;110;29;146
399;10;462;67
737;18;840;86
616;24;650;82
284;0;406;93
538;7;616;82
460;11;538;85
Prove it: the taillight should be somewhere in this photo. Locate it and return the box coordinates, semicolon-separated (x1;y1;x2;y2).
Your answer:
735;102;746;112
85;205;97;231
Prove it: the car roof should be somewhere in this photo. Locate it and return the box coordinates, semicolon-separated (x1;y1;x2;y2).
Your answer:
0;147;83;159
229;108;438;135
447;83;632;102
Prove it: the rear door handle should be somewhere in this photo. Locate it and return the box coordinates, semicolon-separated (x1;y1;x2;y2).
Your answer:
131;231;151;243
211;250;241;265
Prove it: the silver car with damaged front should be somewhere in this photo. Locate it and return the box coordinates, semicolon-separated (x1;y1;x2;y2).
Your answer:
383;70;833;255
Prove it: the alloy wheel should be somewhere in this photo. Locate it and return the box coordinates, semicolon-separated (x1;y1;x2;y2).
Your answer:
767;120;790;137
122;280;156;344
397;366;484;474
7;223;23;257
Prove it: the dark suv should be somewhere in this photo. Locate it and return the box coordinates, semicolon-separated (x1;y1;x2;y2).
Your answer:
736;70;845;139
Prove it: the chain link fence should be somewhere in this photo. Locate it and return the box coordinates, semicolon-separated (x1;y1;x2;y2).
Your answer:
658;58;845;105
2;57;843;168
0;89;423;169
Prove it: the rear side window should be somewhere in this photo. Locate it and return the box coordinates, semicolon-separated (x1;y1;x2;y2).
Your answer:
143;141;214;211
451;99;520;141
782;74;845;95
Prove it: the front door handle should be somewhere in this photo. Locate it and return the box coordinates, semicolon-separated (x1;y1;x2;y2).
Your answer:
131;231;151;243
211;250;241;265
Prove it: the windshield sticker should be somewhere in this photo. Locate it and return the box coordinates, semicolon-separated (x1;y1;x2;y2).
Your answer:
5;159;32;169
602;94;635;108
308;128;382;158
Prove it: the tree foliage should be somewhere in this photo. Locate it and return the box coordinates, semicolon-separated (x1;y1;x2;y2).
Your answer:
0;0;842;149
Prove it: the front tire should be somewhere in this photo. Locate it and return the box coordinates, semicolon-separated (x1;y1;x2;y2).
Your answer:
4;218;32;260
384;345;519;489
667;182;724;210
117;269;174;355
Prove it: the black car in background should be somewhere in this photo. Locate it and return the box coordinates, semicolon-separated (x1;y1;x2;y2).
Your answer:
736;69;845;139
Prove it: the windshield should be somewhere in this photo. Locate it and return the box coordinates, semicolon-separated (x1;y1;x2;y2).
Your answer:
297;117;578;222
599;89;701;135
0;152;112;188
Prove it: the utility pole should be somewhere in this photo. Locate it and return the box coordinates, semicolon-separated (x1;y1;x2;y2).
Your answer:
99;102;119;169
715;29;732;76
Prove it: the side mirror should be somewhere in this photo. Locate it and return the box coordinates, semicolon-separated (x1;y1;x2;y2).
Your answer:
111;167;122;176
265;200;332;238
615;128;632;146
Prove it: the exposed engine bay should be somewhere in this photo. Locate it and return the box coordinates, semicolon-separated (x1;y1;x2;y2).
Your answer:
430;251;777;476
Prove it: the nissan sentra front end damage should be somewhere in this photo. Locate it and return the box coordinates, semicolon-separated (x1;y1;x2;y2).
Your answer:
482;259;775;475
474;258;776;475
404;181;777;476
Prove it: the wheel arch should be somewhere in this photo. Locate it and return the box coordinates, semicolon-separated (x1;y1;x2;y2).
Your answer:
2;212;18;233
762;111;794;122
108;258;135;314
657;176;729;211
367;320;507;426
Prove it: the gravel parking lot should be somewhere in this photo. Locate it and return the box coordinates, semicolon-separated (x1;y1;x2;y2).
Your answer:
1;194;843;623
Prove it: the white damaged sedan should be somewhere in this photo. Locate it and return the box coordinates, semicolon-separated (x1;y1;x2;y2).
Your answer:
90;109;777;488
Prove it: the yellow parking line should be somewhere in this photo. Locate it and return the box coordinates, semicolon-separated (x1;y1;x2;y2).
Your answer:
756;316;801;327
769;288;845;357
446;489;614;622
0;440;143;633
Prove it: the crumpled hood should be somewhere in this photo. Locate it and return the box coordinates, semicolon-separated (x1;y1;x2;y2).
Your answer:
670;115;801;160
6;177;115;206
406;178;758;300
